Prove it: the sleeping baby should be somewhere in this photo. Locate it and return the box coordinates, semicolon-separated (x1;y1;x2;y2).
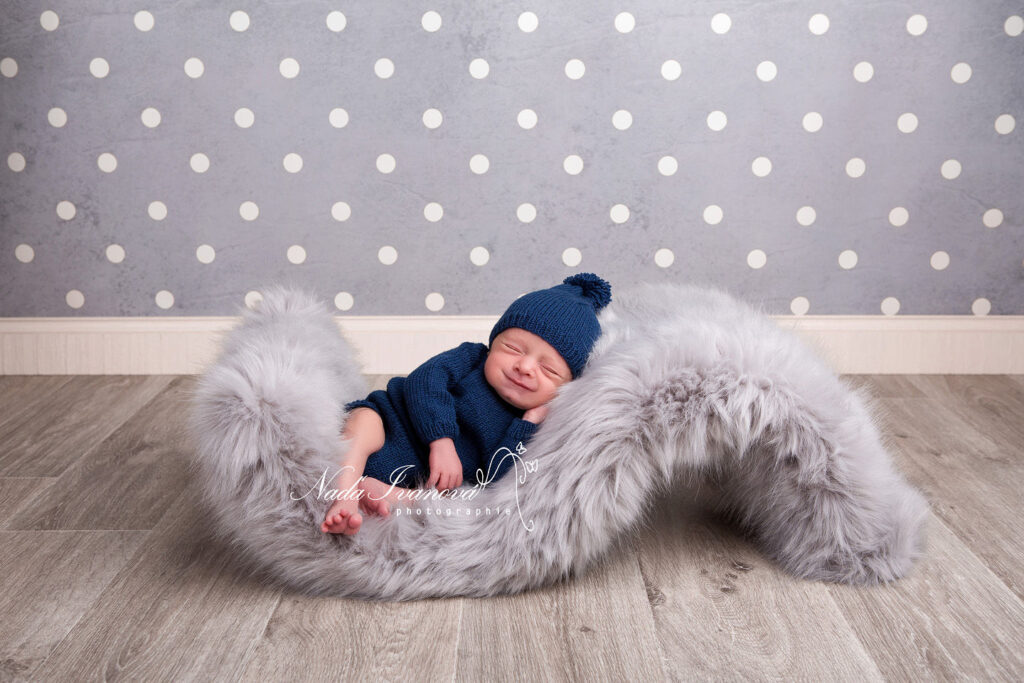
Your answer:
321;272;612;535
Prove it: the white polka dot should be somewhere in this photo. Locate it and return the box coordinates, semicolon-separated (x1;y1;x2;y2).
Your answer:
610;204;630;224
845;157;866;178
376;154;396;174
287;245;306;264
940;159;961;179
612;110;633;130
96;152;117;173
282;153;303;173
374;58;394;79
906;14;927;36
880;297;900;316
134;11;154;31
141;107;161;128
853;61;874;82
661;60;681;81
425;293;445;312
15;244;34;263
950;62;972;84
561;247;582;267
889;207;909;227
470;246;490;266
0;57;17;78
796;206;816;226
657;156;678;176
469;58;489;79
329;108;349;128
230;11;250;32
8;152;26;172
614;12;635;33
190;153;210;173
790;297;810;316
756;61;777;82
334;292;354;311
40;11;59;31
155;290;174;309
424;202;444;222
518;12;538;32
897;112;918;133
563;155;584;175
706;110;727;131
48;107;67;128
234;108;255;128
930;251;950;270
972;298;991;316
711;13;731;34
747;249;767;269
808;14;829;35
838;250;858;269
517;109;537;129
421;11;441;32
469;154;489;174
245;291;263;309
802;112;823;132
326;11;347;32
196;244;215;264
751;156;772;177
56;200;76;220
66;290;84;309
517;203;537;223
1006;16;1024;37
239;201;259;221
184;57;204;78
378;245;398;265
106;244;125;263
565;59;585;80
331;201;351;222
982;208;1003;228
703;205;724;225
995;114;1016;135
90;58;110;78
279;58;300;78
148;201;167;221
654;248;674;268
423;108;443;129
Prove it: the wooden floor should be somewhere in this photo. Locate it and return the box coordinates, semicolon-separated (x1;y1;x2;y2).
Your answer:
0;374;1022;681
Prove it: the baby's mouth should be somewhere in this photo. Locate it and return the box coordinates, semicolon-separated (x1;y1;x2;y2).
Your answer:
506;373;532;391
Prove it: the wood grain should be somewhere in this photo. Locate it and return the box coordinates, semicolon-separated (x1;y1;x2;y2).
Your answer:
0;478;54;528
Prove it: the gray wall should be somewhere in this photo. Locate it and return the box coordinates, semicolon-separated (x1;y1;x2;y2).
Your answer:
2;1;1022;316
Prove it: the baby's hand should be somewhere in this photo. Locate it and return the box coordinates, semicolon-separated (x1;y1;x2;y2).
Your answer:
522;403;549;424
427;437;463;491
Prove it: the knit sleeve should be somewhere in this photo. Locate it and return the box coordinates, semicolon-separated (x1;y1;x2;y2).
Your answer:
483;418;539;485
403;342;485;444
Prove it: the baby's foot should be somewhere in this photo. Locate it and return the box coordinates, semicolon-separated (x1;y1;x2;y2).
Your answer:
322;495;362;534
358;477;404;517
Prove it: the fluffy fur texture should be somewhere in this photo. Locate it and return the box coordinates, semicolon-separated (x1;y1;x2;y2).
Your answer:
188;283;929;600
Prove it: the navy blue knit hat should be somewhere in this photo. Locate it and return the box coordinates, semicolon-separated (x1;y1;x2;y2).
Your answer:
488;272;612;379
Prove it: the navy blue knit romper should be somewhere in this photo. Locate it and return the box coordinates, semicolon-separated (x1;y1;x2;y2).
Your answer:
343;341;540;488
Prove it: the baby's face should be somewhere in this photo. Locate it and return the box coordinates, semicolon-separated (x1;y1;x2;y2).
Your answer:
484;328;572;411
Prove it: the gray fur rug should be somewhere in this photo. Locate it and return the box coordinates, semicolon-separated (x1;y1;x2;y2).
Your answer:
188;283;929;600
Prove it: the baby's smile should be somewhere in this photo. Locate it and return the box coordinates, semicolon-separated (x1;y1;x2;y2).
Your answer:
484;327;571;411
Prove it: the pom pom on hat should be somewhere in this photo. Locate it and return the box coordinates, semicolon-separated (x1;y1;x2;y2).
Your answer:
489;272;613;379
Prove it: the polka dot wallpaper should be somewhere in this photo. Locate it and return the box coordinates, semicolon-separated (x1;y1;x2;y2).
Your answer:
1;1;1022;316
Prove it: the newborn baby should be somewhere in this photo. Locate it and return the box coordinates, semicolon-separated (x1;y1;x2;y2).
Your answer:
322;272;612;535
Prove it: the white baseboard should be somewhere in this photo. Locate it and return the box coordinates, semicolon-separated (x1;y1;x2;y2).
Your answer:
1;315;1023;375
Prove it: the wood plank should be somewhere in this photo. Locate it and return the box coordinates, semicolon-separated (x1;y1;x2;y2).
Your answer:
0;478;54;528
634;484;881;680
31;491;281;681
829;515;1024;680
840;374;928;398
902;375;1024;449
457;544;665;681
0;530;147;680
238;592;459;680
0;375;74;431
6;377;197;531
0;375;173;477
